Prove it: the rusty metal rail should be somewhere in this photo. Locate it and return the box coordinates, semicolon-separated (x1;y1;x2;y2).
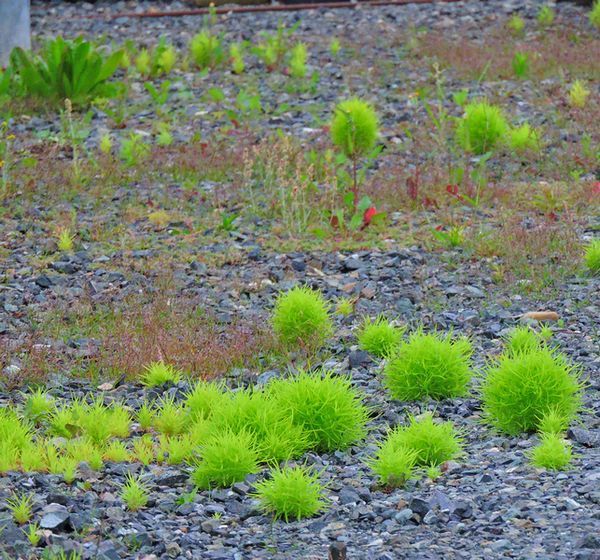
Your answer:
64;0;460;19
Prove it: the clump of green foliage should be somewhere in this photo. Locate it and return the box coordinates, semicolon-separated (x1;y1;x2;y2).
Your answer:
383;329;473;401
512;52;530;79
153;395;186;436
456;101;509;154
584;238;600;274
22;388;54;423
229;43;245;74
267;369;369;452
357;316;404;358
537;5;555;27
288;43;308;79
121;474;149;511
507;123;540;153
368;440;418;488
331;98;379;210
10;36;122;106
529;433;573;470
135;37;177;77
254;466;328;521
190;30;224;70
537;407;570;435
590;0;600;29
141;361;181;387
504;325;548;355
385;413;463;467
507;14;525;36
481;348;583;435
272;286;333;350
191;430;258;489
568;80;590;108
7;493;33;524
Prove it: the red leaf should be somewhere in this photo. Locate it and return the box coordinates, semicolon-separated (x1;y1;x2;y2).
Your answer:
330;215;340;229
362;206;377;227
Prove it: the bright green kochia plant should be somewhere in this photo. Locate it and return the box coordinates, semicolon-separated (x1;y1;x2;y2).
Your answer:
254;466;328;521
368;439;418;488
190;30;224;70
384;413;463;467
120;474;149;511
7;493;34;525
141;361;182;387
22;388;54;423
568;80;590;108
537;5;555;27
191;429;258;489
512;52;530;79
288;43;308;79
10;36;123;107
504;325;549;356
357;316;404;358
383;329;473;401
507;123;540;153
507;14;525;36
456;101;509;155
272;285;333;351
480;347;584;435
590;0;600;29
331;98;379;210
267;369;369;452
229;43;245;74
584;238;600;273
537;407;570;435
529;433;573;470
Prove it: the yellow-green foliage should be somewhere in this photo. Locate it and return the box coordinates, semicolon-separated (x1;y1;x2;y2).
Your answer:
357;315;404;357
529;433;573;470
590;0;600;29
456;102;509;154
331;98;379;158
190;30;223;69
507;123;540;153
272;285;333;350
121;474;149;511
288;42;308;79
230;43;245;74
568;80;590;108
481;348;583;435
141;361;182;387
507;14;525;35
584;238;600;274
368;440;418;488
537;5;555;27
254;466;328;521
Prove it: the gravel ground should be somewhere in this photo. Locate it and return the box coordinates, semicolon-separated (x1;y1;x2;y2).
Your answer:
1;1;599;559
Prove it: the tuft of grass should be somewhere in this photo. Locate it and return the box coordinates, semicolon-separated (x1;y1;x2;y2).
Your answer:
504;325;546;355
512;51;530;79
529;433;573;470
335;297;354;316
537;407;570;435
537;5;555;27
159;435;197;465
254;466;328;522
120;474;149;511
357;316;404;358
23;522;41;546
56;228;75;252
384;413;463;467
331;98;379;159
507;123;539;153
183;381;226;424
191;429;258;489
584;238;600;274
153;395;186;436
590;0;600;29
507;14;525;36
383;329;473;401
66;438;104;471
7;493;34;524
368;441;418;488
141;361;182;387
190;30;223;69
267;369;369;452
136;401;156;431
22;388;54;422
456;101;509;154
481;347;584;435
272;286;333;351
20;441;49;472
568;80;590;108
132;435;155;466
103;440;130;463
288;42;308;79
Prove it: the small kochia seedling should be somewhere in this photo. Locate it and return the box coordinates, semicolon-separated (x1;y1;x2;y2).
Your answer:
368;440;418;488
584;238;600;274
331;98;379;210
456;101;508;155
191;429;258;489
386;413;463;467
288;42;308;79
267;369;369;452
537;5;555;27
504;325;547;355
529;433;573;470
537;407;570;436
357;315;404;358
383;329;473;401
272;286;333;351
141;361;182;387
568;80;590;109
22;388;54;422
121;473;150;511
507;14;525;36
7;493;34;524
254;466;328;522
507;123;540;153
481;347;584;435
56;228;75;252
590;0;600;29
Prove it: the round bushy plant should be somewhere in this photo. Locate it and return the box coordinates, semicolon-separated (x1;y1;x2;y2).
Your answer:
331;98;379;158
267;369;369;452
383;329;473;401
254;466;328;521
368;441;418;488
385;413;463;467
481;348;583;435
141;361;181;387
584;238;600;274
272;286;333;350
357;316;404;358
504;326;545;355
529;433;573;470
537;407;569;435
456;101;509;154
590;0;600;29
191;429;258;489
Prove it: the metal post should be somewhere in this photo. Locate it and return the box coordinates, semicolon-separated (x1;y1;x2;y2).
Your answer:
0;0;31;67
